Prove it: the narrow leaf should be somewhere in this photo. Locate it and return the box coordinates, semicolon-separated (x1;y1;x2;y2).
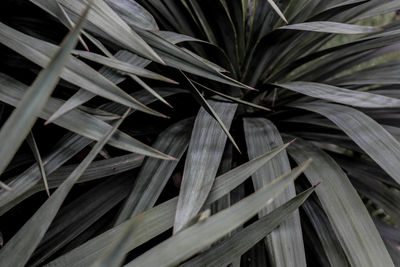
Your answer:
0;2;91;177
126;164;307;267
279;21;379;34
27;131;50;197
46;140;293;267
182;184;316;267
0;74;173;160
72;50;176;83
183;72;240;152
267;0;288;23
0;105;129;267
277;81;400;108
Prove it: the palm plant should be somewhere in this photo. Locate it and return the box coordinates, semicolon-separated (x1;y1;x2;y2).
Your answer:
1;0;400;266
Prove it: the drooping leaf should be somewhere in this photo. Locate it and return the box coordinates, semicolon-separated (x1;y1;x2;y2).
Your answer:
287;138;394;267
291;101;400;186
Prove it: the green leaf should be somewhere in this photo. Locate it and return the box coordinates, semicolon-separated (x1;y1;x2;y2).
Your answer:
278;21;379;34
244;118;306;267
0;106;130;267
181;184;316;267
276;81;400;108
174;98;237;233
114;118;194;225
0;2;91;177
126;163;309;267
291;101;400;186
46;142;292;267
287;138;394;267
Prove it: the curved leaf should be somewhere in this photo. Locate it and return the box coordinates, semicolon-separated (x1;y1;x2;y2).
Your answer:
291;101;400;186
287;138;394;267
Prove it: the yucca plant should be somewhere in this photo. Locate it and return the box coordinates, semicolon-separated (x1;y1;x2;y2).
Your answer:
1;0;400;266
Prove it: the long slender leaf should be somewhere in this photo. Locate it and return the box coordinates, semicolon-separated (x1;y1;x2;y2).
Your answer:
1;154;144;216
46;142;293;267
57;0;163;63
30;175;134;267
277;81;400;108
0;107;130;267
244;118;306;267
115;118;193;225
181;183;316;267
183;73;240;152
0;2;91;178
174;99;237;233
71;50;176;83
287;138;394;267
126;163;307;267
267;0;288;24
0;22;164;118
279;21;379;34
0;73;173;160
27;131;50;197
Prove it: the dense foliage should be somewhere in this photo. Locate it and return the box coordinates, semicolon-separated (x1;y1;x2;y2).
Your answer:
1;0;400;266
